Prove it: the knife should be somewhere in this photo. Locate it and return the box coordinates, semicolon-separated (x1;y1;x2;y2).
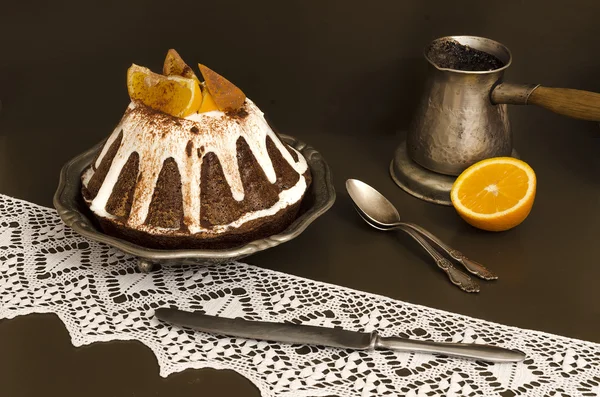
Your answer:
154;308;525;363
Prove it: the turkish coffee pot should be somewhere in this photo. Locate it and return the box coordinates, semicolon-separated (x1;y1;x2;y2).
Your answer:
391;35;600;205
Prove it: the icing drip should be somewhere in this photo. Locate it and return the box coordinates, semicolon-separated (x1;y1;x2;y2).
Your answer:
85;99;309;236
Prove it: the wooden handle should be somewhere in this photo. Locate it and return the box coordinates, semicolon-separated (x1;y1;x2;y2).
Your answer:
528;86;600;121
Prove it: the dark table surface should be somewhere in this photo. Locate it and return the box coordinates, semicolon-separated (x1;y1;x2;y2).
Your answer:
1;0;600;396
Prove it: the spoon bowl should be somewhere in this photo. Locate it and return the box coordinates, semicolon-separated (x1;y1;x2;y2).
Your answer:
346;179;401;226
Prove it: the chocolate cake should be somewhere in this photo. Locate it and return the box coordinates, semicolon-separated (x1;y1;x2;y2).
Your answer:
81;53;311;249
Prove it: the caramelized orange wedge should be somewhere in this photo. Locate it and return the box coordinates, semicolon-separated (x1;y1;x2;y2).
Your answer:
198;64;246;111
163;49;199;81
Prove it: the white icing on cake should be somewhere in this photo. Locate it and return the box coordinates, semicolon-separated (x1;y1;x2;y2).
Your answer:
82;99;309;236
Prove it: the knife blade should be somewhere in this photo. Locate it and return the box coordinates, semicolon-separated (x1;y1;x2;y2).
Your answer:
154;308;525;363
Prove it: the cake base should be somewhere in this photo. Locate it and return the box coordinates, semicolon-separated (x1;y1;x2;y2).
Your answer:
96;199;304;250
390;141;519;206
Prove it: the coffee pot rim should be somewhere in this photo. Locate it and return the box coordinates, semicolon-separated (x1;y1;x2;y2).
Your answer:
424;35;513;75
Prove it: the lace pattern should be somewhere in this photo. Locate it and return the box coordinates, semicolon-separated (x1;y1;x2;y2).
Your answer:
1;194;599;397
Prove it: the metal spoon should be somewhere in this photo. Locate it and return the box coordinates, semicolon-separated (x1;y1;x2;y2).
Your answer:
346;180;497;284
355;205;497;281
352;202;480;293
346;179;497;280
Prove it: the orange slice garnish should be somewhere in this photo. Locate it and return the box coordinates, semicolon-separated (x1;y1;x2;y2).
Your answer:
198;86;219;113
127;64;202;118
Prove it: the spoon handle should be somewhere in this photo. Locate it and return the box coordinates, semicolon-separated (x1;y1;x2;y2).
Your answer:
402;223;498;281
402;229;480;293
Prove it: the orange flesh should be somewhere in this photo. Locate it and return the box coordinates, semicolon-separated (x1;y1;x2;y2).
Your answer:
456;163;530;214
127;65;202;117
198;89;219;113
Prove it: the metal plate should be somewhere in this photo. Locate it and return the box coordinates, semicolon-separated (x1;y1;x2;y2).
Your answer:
53;134;336;271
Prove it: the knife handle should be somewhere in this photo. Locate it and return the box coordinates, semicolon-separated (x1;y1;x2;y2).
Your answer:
371;332;525;363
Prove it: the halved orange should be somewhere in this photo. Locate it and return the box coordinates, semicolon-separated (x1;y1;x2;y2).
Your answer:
450;157;537;232
127;64;202;117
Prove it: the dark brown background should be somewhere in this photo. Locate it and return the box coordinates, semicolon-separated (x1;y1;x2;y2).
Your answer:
1;1;599;396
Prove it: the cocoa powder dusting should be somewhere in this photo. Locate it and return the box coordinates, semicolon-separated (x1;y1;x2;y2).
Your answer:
131;103;190;137
183;65;194;76
226;107;249;119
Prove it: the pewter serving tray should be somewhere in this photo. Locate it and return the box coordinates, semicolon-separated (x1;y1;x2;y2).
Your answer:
54;134;335;272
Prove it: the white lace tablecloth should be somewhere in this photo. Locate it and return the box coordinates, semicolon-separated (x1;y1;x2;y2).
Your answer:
0;194;599;397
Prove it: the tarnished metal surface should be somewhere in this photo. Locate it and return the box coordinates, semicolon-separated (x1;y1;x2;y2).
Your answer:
155;309;526;362
491;83;540;105
407;36;514;176
390;141;457;205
